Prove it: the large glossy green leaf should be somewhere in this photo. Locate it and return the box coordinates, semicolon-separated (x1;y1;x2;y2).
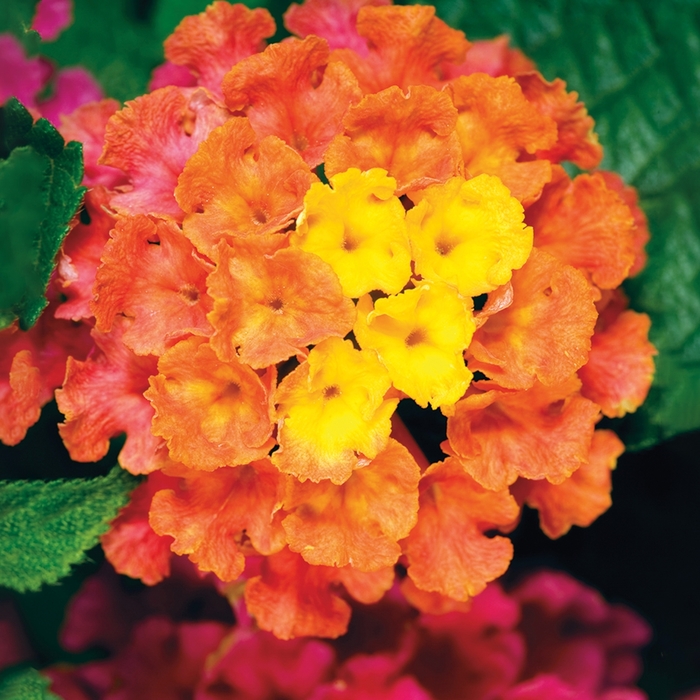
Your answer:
434;0;700;447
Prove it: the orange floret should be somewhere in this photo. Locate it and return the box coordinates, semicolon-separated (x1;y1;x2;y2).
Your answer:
164;2;275;101
467;248;599;390
442;35;536;80
207;241;356;368
354;284;475;409
512;429;624;539
444;376;601;491
284;0;390;55
273;337;397;485
324;86;462;196
56;187;114;322
176;117;317;258
527;168;636;289
578;306;656;418
404;458;519;601
291;167;411;297
56;319;172;475
245;548;352;639
406;174;533;297
331;5;469;93
515;72;603;170
597;170;650;277
149;460;286;581
101;471;178;586
146;337;275;470
336;564;395;604
282;438;420;570
444;74;557;206
101;87;230;220
92;215;213;357
0;350;41;447
222;36;362;167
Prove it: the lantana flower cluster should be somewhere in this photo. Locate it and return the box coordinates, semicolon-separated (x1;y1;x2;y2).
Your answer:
0;0;656;639
9;562;649;700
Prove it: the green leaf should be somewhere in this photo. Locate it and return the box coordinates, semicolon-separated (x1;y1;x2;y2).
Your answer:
39;0;164;102
433;0;700;446
0;0;36;38
0;668;60;700
0;98;85;330
0;467;138;592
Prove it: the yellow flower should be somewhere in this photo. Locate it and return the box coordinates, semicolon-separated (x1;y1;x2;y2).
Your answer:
407;174;533;297
355;282;475;409
273;337;398;484
291;168;411;297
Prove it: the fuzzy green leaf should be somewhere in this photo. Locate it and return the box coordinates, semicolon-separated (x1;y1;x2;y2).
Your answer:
434;0;700;446
0;98;85;331
0;468;138;592
0;668;60;700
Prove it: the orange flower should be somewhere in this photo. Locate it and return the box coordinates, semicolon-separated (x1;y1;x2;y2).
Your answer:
332;4;469;93
282;438;421;571
56;319;171;475
354;283;475;409
444;73;557;205
175;117;317;258
404;458;519;601
207;241;356;368
101;471;177;586
222;35;362;167
245;548;351;639
273;337;397;484
92;215;213;357
146;337;275;470
0;349;41;447
467;248;598;390
527;168;636;289
164;2;275;101
441;35;535;80
512;429;624;539
444;376;601;491
101;87;229;220
149;460;286;582
324;85;462;195
515;72;603;170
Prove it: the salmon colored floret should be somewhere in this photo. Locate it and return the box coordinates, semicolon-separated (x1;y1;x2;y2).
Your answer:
92;215;213;357
284;0;390;55
407;174;533;298
444;376;601;491
207;241;356;368
578;306;656;418
442;35;536;80
222;36;362;167
245;548;351;639
292;167;411;297
282;438;421;571
164;2;275;101
527;168;636;289
332;4;470;93
176;117;317;258
468;248;599;390
101;87;230;220
404;458;519;601
597;170;650;277
512;429;624;539
101;471;177;586
146;336;275;470
336;564;395;604
56;319;172;475
55;188;115;322
516;72;603;170
324;86;462;196
273;337;397;485
149;460;286;582
354;283;475;410
445;74;557;206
